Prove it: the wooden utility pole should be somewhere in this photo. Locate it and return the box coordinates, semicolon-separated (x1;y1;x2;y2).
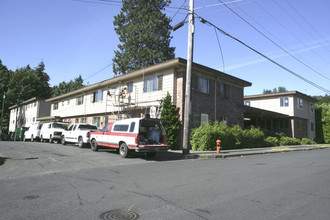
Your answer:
182;0;194;155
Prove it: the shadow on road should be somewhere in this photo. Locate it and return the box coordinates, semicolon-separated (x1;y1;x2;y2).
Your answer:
0;157;10;166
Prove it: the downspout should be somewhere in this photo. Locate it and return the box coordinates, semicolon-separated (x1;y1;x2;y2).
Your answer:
215;77;218;121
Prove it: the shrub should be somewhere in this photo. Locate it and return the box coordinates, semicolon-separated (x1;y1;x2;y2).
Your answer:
300;138;317;145
279;137;301;146
264;136;279;147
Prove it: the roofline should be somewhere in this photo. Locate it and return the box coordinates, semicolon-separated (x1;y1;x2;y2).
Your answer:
244;91;318;103
46;57;251;102
9;97;46;109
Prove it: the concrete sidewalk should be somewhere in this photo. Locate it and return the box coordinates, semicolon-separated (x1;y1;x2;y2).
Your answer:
168;144;330;159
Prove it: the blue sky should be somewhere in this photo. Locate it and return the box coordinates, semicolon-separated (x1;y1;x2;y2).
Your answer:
1;0;329;96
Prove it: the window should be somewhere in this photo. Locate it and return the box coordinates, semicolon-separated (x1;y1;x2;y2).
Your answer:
34;102;37;107
53;103;59;110
102;123;111;132
311;122;314;131
219;83;229;97
113;124;129;132
280;97;289;107
127;82;133;93
244;100;250;106
93;117;100;128
33;117;35;122
280;119;289;129
143;75;162;92
201;113;209;125
67;99;70;105
92;90;103;103
75;118;79;123
310;103;314;112
129;122;135;132
219;116;228;125
62;101;65;106
76;95;84;105
297;98;303;109
81;118;87;123
198;77;209;94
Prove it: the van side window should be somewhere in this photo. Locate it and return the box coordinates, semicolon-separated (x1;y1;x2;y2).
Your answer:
113;124;129;132
129;122;135;132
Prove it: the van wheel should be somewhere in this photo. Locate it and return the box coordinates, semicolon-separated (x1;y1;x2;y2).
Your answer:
78;137;84;148
119;143;129;158
91;139;99;151
61;136;66;145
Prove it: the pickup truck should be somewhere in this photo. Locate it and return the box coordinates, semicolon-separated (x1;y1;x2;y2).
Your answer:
61;123;98;148
90;118;170;158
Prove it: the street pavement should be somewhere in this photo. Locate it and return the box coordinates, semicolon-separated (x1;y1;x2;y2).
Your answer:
1;141;330;220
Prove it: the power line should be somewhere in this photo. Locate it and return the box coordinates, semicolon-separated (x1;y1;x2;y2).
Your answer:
218;0;330;81
83;63;113;81
197;14;330;94
171;0;188;20
213;27;225;72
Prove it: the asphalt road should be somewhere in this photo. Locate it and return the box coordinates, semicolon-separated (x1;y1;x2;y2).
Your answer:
1;141;330;220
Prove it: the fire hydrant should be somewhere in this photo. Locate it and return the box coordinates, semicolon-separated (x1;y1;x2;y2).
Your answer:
216;140;221;153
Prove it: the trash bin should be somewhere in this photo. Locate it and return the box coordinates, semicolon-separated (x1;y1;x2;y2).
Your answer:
14;127;29;141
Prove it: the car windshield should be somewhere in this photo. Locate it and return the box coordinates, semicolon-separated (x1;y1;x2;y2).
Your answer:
53;123;67;129
79;125;98;130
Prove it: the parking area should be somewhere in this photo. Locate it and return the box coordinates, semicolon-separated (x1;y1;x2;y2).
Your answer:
0;141;180;180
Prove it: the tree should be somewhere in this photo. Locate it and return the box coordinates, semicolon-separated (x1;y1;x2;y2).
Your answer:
160;92;180;149
34;61;51;98
0;60;11;137
113;0;175;75
263;86;288;94
51;75;85;97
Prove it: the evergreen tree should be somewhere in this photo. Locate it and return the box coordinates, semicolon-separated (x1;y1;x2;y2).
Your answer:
160;92;180;149
113;0;175;75
34;61;51;98
51;75;85;97
0;60;11;137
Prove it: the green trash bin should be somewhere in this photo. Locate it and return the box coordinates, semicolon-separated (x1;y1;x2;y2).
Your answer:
14;127;29;141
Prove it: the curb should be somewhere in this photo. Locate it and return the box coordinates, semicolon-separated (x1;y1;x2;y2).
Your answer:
182;145;330;159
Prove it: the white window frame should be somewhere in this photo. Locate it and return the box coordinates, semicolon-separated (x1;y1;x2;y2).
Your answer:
280;97;289;107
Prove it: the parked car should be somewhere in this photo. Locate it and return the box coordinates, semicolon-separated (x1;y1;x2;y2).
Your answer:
90;118;170;158
40;122;68;143
61;123;98;148
23;122;43;142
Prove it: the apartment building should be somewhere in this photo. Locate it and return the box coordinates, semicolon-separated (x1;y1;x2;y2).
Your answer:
8;97;51;132
244;91;317;139
46;58;251;139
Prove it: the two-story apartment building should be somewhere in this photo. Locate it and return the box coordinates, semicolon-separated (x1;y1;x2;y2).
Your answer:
244;91;317;139
8;97;51;132
45;58;251;144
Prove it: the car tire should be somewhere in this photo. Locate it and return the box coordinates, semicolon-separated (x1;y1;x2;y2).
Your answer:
61;136;66;145
78;137;84;148
119;143;129;158
91;139;99;151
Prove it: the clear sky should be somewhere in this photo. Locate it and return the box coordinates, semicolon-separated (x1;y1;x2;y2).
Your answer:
1;0;329;96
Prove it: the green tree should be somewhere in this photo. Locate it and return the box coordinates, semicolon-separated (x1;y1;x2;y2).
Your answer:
113;0;175;75
51;75;85;97
263;86;288;94
0;60;11;137
160;92;180;149
34;61;51;98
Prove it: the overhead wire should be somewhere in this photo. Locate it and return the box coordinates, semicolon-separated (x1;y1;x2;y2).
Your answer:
171;0;188;20
218;0;330;81
213;27;225;72
195;13;330;94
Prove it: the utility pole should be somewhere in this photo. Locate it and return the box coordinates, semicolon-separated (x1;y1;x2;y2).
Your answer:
0;92;5;139
182;0;194;155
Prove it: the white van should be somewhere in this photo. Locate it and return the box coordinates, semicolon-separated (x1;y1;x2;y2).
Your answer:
40;122;68;143
23;122;43;142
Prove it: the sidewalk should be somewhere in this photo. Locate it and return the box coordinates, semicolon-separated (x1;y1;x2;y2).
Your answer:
168;144;330;159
